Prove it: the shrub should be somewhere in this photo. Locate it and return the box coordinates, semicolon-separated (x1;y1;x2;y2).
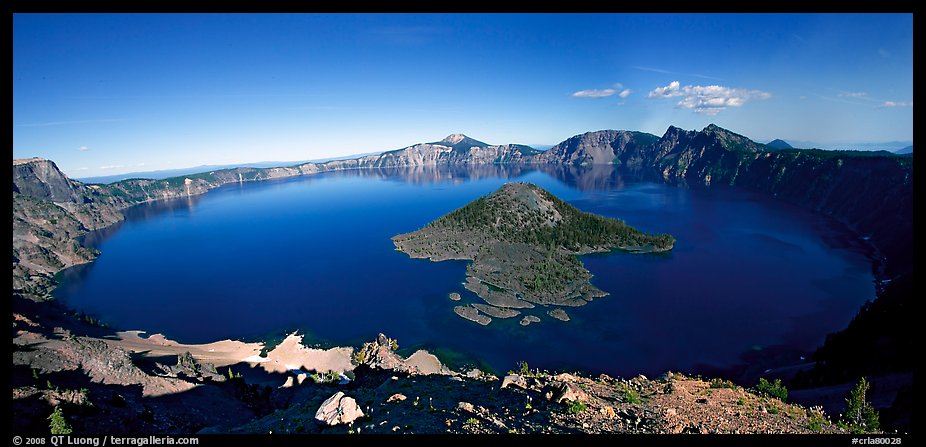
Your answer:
48;406;72;435
709;378;737;389
509;360;536;377
619;383;642;404
754;378;788;401
806;406;829;432
839;377;880;434
464;417;480;426
565;399;587;414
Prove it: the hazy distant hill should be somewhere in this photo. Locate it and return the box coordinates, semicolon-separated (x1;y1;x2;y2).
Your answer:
766;139;794;150
895;145;913;154
75;152;383;184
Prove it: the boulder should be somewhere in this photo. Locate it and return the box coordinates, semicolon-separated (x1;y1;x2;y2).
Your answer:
315;391;364;426
500;374;529;390
545;381;588;404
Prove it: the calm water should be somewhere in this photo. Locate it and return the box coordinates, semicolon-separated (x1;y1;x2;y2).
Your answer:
54;166;876;377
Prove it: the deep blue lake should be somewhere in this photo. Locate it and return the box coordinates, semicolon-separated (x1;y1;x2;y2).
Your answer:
54;165;876;378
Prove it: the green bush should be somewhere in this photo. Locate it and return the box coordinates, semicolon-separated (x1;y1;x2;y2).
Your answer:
709;378;737;389
48;406;72;435
754;378;788;401
806;406;829;432
565;399;587;414
619;383;642;404
839;377;880;434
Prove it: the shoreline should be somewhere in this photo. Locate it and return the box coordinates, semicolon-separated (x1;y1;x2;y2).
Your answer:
18;160;897;390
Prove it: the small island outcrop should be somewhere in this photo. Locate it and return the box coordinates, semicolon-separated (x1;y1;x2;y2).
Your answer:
392;182;674;323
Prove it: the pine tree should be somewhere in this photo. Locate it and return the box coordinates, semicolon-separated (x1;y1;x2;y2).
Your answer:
48;406;72;435
839;377;880;433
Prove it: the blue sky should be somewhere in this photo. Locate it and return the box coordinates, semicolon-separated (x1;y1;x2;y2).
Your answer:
13;13;913;177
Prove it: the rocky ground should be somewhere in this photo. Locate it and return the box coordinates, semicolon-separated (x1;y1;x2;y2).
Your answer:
227;335;843;434
13;300;845;435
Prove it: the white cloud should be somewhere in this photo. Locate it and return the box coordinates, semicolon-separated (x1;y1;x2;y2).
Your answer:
880;101;912;108
572;88;616;98
618;88;632;99
98;165;123;170
648;81;682;97
648;81;771;115
78;145;90;151
75;167;89;171
838;92;867;98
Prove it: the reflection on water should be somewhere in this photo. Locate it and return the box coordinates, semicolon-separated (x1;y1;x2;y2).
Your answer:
323;164;534;185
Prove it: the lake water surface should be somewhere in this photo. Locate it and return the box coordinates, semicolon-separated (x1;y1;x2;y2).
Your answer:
54;166;876;377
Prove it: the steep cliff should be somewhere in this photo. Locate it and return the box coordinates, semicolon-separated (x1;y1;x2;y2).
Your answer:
372;134;539;167
540;124;913;278
533;130;659;166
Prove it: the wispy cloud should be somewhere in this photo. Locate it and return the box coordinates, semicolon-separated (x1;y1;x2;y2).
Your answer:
633;65;724;81
98;165;123;170
618;89;632;99
838;91;867;98
572;88;616;98
879;48;891;58
15;118;129;128
78;146;90;152
880;101;913;108
819;89;913;109
647;81;771;115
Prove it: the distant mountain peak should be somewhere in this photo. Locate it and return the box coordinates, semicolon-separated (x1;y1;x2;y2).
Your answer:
441;134;468;145
434;134;489;148
766;139;794;150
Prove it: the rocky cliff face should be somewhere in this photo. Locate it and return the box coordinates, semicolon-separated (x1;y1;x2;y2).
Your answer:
372;135;539;167
534;130;660;166
539;124;913;278
13;159;134;300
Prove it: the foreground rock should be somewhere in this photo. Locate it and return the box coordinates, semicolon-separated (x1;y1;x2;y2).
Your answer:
315;391;364;426
352;333;457;376
233;367;846;435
